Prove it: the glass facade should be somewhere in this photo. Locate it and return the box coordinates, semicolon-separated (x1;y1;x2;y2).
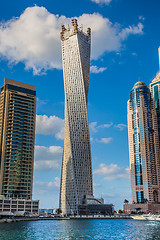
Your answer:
128;81;160;204
154;85;159;108
150;79;160;149
0;79;36;200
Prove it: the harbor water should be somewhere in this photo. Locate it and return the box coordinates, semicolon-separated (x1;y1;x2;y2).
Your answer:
0;219;160;239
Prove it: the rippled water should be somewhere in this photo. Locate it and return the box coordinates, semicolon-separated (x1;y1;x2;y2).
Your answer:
0;219;160;240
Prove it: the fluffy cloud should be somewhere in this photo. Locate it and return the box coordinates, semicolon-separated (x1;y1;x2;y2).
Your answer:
99;138;112;144
34;145;63;171
115;123;127;131
90;122;98;133
94;163;130;181
34;177;60;194
118;23;143;40
36;114;64;140
0;6;144;74
93;183;102;187
90;122;113;133
91;0;112;5
90;65;107;73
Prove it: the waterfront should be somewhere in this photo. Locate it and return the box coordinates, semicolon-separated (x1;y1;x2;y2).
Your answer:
0;219;160;239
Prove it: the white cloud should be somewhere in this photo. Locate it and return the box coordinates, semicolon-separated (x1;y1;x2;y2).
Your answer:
89;121;113;133
36;114;64;140
139;16;145;21
115;123;127;131
93;183;102;187
90;65;107;73
94;163;130;181
103;193;116;198
34;145;63;171
34;177;60;194
99;123;113;128
37;98;48;105
119;23;143;40
90;122;98;133
0;6;144;74
90;137;94;142
34;160;60;172
99;138;112;144
91;0;112;5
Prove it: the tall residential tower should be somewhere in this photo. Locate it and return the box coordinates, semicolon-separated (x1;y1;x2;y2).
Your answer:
127;81;160;204
59;19;93;215
149;47;160;147
0;78;36;200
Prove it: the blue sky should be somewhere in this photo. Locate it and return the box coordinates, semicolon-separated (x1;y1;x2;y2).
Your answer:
0;0;160;210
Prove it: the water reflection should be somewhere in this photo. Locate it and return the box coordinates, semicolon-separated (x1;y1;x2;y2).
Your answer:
0;219;160;240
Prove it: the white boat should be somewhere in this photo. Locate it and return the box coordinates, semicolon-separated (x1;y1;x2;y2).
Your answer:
132;214;160;221
145;215;157;221
155;216;160;221
131;215;149;220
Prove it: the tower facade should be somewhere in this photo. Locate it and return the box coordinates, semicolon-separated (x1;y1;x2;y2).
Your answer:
127;81;160;204
59;19;93;215
149;48;160;147
0;78;36;200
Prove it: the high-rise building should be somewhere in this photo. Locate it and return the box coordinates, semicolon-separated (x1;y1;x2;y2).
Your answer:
0;78;36;200
127;81;160;204
149;47;160;147
59;19;93;215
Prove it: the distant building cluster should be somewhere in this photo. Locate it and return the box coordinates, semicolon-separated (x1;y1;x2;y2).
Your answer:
126;52;160;213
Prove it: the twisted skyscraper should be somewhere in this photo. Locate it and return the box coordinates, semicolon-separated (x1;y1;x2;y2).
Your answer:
59;19;93;215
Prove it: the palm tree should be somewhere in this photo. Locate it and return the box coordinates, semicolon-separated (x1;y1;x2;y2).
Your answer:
124;199;129;204
142;198;148;203
56;208;62;215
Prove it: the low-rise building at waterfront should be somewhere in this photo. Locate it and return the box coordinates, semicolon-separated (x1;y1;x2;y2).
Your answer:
124;203;160;214
78;203;114;216
0;196;39;216
78;195;114;215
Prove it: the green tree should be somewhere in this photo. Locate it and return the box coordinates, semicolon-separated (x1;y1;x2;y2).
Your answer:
10;148;23;198
124;199;129;204
56;208;62;215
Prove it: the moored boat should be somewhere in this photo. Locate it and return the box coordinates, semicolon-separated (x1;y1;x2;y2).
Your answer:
131;215;149;220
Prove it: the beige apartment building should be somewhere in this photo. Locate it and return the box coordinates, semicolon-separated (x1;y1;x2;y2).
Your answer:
127;81;160;204
0;78;36;200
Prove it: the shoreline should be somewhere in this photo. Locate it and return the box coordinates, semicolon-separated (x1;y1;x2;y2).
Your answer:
0;215;131;223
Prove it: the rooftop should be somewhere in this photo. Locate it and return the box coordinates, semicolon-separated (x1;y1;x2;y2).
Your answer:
133;81;147;89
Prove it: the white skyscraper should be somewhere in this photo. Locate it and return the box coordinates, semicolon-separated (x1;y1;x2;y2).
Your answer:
59;19;93;215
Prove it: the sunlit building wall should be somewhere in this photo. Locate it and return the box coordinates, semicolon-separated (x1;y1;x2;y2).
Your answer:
0;78;36;200
59;19;93;215
149;73;160;147
127;81;160;204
